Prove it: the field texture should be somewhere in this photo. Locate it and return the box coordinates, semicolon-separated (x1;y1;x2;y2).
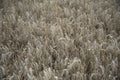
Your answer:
0;0;120;80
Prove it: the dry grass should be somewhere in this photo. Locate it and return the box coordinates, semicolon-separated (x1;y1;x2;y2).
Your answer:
0;0;120;80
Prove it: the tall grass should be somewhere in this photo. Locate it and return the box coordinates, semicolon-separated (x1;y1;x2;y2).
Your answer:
0;0;120;80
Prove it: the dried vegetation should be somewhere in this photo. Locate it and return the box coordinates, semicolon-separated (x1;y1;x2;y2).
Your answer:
0;0;120;80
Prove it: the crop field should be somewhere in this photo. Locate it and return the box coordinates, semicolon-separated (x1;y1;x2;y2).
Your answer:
0;0;120;80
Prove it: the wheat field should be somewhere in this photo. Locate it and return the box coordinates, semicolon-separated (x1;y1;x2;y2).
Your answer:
0;0;120;80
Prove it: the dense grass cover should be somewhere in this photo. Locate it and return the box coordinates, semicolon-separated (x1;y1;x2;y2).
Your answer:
0;0;120;80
